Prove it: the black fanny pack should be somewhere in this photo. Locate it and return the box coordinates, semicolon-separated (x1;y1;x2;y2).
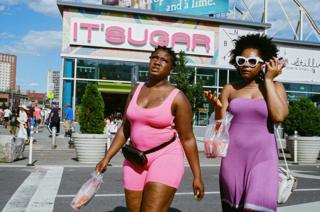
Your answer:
122;134;176;167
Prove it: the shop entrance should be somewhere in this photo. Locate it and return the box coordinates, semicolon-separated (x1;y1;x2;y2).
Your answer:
101;92;129;117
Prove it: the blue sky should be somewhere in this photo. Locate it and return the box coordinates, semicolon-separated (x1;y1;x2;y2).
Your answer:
0;0;319;92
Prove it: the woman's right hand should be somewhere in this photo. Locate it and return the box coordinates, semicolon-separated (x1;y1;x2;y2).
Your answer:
193;177;205;201
95;158;109;174
203;90;222;109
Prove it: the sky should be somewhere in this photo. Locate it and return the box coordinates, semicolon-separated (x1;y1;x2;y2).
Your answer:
0;0;319;93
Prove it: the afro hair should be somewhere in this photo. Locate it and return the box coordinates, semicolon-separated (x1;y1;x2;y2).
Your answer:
229;34;278;67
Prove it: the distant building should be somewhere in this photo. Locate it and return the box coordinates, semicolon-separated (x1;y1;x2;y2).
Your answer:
0;90;27;109
0;53;16;91
27;92;46;104
47;70;62;103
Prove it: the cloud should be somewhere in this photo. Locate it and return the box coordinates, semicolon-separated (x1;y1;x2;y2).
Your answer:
0;30;61;55
0;32;15;39
0;0;60;16
28;82;40;87
0;0;21;6
26;0;60;16
0;0;103;17
22;30;61;49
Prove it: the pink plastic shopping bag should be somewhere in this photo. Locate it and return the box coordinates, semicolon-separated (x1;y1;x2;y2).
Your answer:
70;172;103;211
203;112;233;158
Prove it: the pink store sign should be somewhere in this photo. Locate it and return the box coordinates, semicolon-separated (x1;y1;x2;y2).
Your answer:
70;17;215;56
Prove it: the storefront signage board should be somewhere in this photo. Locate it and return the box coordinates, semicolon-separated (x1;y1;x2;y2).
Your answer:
151;0;229;16
69;17;215;56
277;44;320;83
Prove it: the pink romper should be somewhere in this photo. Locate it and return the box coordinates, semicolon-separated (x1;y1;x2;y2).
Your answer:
123;83;185;191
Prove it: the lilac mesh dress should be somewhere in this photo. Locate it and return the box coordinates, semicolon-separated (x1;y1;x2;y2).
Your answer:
220;98;278;212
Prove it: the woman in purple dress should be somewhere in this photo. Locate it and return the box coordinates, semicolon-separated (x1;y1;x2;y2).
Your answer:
204;34;288;212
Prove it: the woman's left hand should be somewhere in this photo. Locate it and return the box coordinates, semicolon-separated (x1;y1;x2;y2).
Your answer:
264;57;286;80
193;177;205;201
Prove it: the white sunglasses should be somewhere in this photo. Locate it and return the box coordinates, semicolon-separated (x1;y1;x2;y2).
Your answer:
236;56;264;67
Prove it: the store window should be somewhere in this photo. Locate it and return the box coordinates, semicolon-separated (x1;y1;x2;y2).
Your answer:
137;64;149;82
99;61;132;81
229;70;242;83
286;92;309;102
196;67;217;87
64;59;75;78
62;80;74;116
219;69;229;87
283;83;312;92
77;60;98;79
283;82;320;105
77;59;149;82
311;84;320;93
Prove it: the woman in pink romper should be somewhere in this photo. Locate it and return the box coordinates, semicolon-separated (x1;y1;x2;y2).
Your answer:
96;46;204;211
205;34;288;212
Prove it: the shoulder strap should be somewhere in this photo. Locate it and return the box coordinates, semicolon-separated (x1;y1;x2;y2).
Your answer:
131;83;144;101
166;88;180;104
274;124;290;177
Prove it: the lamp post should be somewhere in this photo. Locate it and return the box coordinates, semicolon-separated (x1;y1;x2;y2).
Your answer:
10;88;13;110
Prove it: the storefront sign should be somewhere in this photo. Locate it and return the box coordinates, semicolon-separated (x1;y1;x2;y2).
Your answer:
70;17;215;56
151;0;229;16
277;45;320;83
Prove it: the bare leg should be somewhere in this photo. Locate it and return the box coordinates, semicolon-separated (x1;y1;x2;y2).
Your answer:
125;189;143;212
141;182;176;212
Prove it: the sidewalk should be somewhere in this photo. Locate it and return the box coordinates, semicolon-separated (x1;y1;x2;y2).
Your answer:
1;125;316;167
0;125;222;167
0;124;79;166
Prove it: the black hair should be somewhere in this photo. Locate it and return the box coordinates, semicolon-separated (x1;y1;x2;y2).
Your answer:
151;46;177;67
229;33;278;67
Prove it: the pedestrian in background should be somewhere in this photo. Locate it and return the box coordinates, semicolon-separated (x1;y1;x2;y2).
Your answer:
3;107;11;128
44;106;51;125
48;103;60;135
33;103;41;133
204;34;288;212
9;108;18;136
64;104;73;137
96;46;204;211
40;106;46;126
0;108;4;126
17;105;29;148
104;116;111;135
25;107;32;145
